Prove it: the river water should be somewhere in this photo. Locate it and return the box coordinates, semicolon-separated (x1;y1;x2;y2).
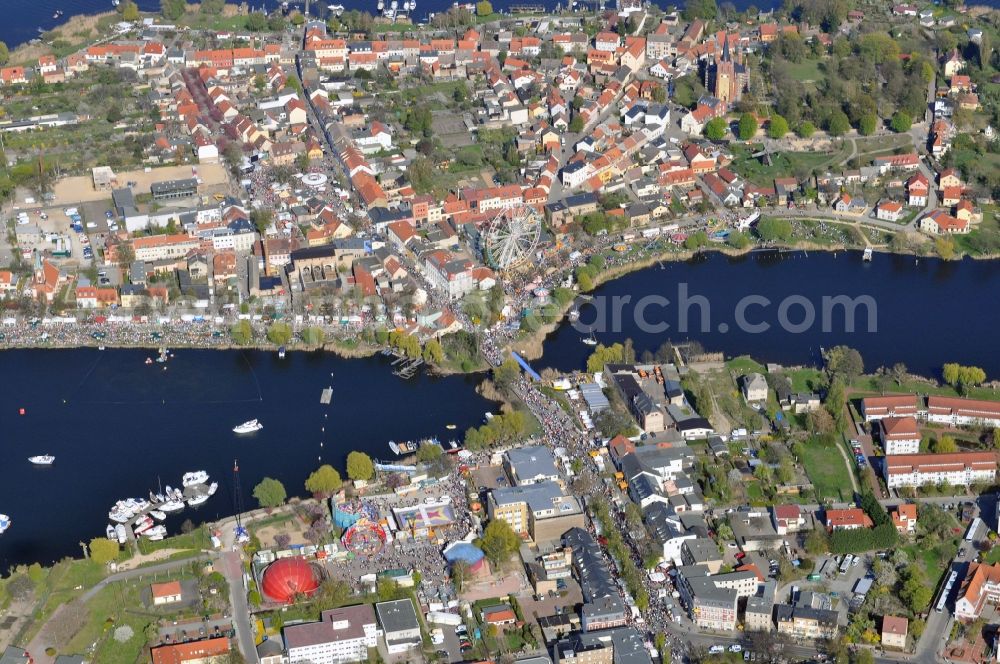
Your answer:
0;348;490;568
539;250;1000;378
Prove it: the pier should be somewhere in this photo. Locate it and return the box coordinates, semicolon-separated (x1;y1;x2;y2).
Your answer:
508;4;545;11
383;348;425;379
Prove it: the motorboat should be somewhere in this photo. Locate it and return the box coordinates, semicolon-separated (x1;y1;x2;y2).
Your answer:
115;524;128;544
278;346;286;359
150;510;167;521
182;471;209;487
389;440;400;455
106;524;117;540
0;514;10;534
328;3;345;13
445;424;457;430
206;482;218;496
133;515;154;534
28;455;54;465
187;494;210;507
233;419;263;434
143;525;167;540
160;500;185;513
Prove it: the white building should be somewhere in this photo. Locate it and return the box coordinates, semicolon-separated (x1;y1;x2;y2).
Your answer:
926;396;1000;428
376;599;422;655
285;604;378;664
884;452;997;489
879;416;921;455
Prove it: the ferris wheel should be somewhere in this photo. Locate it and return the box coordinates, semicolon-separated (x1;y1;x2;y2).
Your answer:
482;204;542;271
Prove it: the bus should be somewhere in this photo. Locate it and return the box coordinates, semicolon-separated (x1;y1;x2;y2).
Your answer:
937;570;958;613
966;517;982;542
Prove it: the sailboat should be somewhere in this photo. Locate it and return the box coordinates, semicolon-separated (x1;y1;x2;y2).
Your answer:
582;331;598;346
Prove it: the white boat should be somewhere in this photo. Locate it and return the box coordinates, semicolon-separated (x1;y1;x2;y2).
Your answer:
115;524;128;544
0;514;11;534
582;333;598;346
187;494;210;507
143;525;167;540
133;515;154;534
484;412;494;421
862;246;873;261
28;455;55;465
233;419;263;434
150;510;167;521
389;440;400;455
206;482;218;496
106;524;117;540
182;471;209;487
160;500;185;513
328;3;344;12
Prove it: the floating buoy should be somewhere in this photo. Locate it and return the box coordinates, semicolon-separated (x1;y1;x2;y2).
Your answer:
18;408;25;415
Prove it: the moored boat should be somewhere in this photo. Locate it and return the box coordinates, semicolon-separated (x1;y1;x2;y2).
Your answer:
115;524;127;544
143;525;167;540
182;471;209;487
187;494;210;507
160;500;185;512
106;524;117;540
0;514;10;534
150;510;167;521
233;419;263;434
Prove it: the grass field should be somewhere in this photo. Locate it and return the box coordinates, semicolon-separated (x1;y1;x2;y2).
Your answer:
902;538;959;588
730;144;849;186
64;581;151;664
725;356;766;374
800;440;854;503
785;58;826;85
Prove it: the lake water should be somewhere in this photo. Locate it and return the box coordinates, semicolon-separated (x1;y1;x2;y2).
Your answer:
540;250;1000;379
0;348;490;568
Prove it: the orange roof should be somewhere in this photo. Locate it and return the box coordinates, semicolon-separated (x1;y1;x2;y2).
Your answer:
151;580;182;598
825;508;873;529
151;637;229;664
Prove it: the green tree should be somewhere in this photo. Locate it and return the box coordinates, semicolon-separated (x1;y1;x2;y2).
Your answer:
89;538;120;565
891;111;912;133
121;0;141;21
797;121;816;138
683;0;718;20
301;327;325;346
726;231;751;249
245;11;268;31
160;0;186;20
704;117;728;140
805;528;829;555
827;110;851;136
858;114;878;136
493;357;522;397
231;320;253;345
266;322;292;346
768;114;789;139
253;477;287;508
684;231;709;250
305;465;343;496
824;346;864;382
478;518;520;565
738;113;758;140
416;441;444;464
346;451;375;481
476;0;493;15
569;115;584;132
0;42;8;66
423;339;444;364
250;208;272;235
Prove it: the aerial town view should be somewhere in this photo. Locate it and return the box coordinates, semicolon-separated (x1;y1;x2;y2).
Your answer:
2;0;1000;662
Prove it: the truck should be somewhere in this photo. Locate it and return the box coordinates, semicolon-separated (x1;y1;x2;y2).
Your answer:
426;611;463;626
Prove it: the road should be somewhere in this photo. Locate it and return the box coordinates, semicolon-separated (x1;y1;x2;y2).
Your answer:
220;549;257;663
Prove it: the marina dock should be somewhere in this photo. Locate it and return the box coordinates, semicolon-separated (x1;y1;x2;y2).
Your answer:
320;387;333;405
